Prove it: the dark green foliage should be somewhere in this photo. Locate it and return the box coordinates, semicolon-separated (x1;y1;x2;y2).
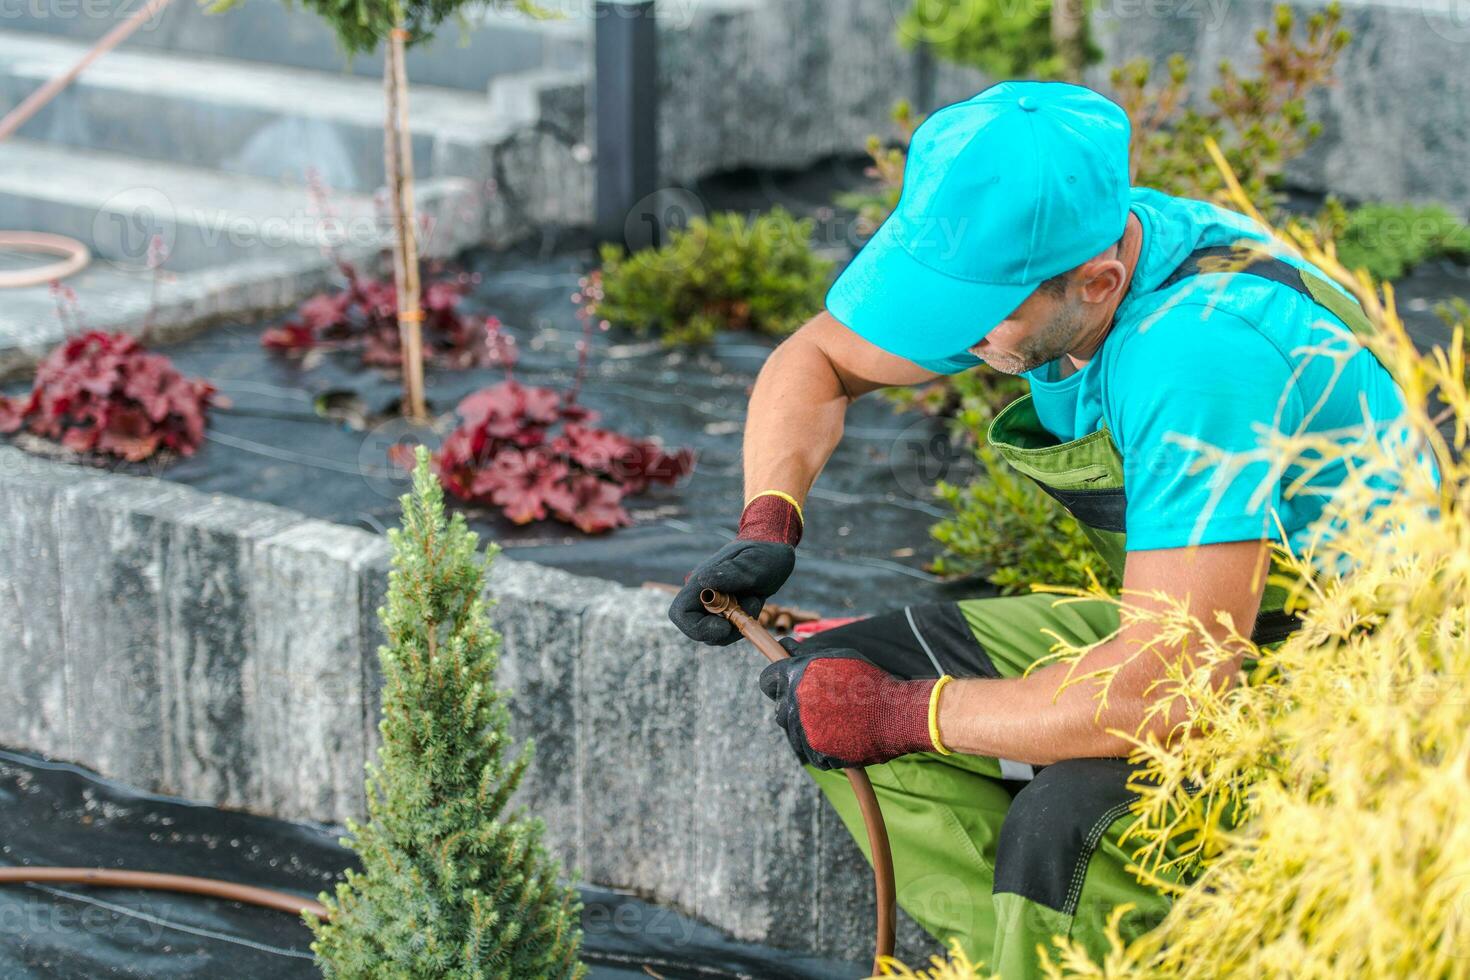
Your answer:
202;0;548;57
932;445;1120;594
593;208;834;346
885;369;1028;435
897;0;1099;81
901;372;1118;593
309;448;584;979
1320;200;1470;282
1439;297;1470;334
1438;298;1470;387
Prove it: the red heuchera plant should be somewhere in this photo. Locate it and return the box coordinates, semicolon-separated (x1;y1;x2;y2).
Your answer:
261;260;516;370
0;332;217;461
424;381;694;533
386;269;692;533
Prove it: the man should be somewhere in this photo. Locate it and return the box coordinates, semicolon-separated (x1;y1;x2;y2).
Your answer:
668;82;1416;975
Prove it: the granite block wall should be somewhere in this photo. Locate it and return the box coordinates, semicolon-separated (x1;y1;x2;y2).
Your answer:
0;447;936;963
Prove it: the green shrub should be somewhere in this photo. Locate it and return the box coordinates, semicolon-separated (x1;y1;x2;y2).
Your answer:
932;445;1119;594
1439;297;1470;387
310;449;584;979
897;0;1099;82
1320;200;1470;281
886;369;1028;436
834;101;919;240
1439;296;1470;336
593;208;833;346
1114;3;1350;215
892;370;1117;593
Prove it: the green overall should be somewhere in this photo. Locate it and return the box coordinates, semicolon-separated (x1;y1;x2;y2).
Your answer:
804;246;1382;977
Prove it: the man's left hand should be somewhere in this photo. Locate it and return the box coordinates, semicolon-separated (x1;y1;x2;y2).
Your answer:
758;646;939;770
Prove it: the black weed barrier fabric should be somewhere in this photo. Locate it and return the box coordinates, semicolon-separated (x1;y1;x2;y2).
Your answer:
0;163;995;618
0;749;866;979
145;247;962;616
0;244;977;618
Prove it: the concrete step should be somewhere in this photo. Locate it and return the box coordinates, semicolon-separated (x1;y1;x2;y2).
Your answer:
0;2;586;91
0;139;379;272
0;140;485;375
0;30;550;192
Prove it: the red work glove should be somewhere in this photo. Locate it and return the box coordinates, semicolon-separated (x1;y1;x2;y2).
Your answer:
758;646;949;770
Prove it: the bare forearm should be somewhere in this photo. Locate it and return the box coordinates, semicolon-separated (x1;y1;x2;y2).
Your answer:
934;632;1229;764
741;312;938;505
936;622;1248;764
936;543;1269;764
742;336;850;505
935;653;1148;765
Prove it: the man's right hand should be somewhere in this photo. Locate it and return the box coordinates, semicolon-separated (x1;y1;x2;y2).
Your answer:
667;538;796;645
668;312;938;646
670;490;804;646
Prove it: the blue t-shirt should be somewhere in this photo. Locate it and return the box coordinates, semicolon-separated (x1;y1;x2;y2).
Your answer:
915;187;1421;555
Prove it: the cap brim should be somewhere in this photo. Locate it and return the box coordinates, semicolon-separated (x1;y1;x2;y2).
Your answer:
825;220;1036;364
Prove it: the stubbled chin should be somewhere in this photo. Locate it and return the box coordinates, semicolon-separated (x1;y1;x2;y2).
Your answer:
982;355;1028;376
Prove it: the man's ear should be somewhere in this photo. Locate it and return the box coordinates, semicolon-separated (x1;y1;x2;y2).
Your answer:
1076;254;1127;305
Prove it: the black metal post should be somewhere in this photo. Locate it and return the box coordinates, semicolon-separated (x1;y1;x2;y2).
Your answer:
594;0;659;248
913;41;935;115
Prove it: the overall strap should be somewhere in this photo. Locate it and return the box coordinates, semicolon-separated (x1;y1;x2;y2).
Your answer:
1157;243;1377;341
1157;243;1311;297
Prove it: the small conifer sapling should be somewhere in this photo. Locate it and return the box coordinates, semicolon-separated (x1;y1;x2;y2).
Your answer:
309;447;585;979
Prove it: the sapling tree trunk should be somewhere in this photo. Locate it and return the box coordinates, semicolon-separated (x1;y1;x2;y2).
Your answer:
383;24;428;421
309;447;585;978
261;0;548;422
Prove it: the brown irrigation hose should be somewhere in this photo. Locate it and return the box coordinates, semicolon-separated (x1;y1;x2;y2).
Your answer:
0;0;175;144
0;232;91;289
700;588;897;973
0;0;176;290
3;598;894;966
0;866;328;918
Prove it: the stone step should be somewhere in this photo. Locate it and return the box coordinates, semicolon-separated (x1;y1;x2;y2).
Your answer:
0;29;549;192
0;139;380;272
0;140;485;374
0;2;586;91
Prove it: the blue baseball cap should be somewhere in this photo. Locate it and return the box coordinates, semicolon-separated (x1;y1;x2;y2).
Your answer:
826;81;1131;364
